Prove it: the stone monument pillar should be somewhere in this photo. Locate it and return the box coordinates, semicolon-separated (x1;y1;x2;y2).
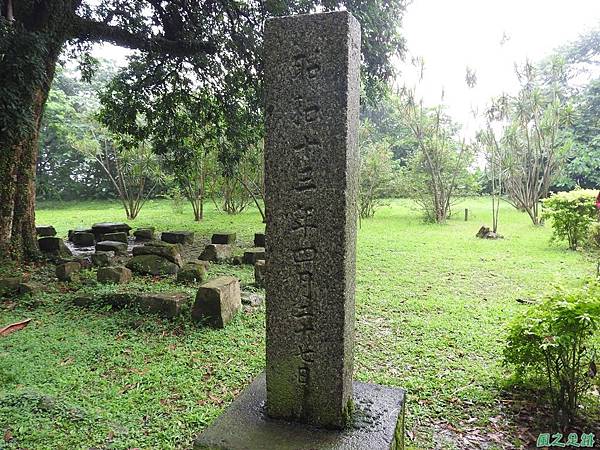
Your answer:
263;10;360;430
194;11;405;450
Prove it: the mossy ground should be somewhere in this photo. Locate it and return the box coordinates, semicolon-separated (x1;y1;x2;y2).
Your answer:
0;197;597;449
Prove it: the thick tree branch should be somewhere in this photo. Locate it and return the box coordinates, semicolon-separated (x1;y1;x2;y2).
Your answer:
71;16;217;57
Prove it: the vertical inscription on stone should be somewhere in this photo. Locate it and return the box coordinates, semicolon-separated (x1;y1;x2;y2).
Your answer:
264;11;361;429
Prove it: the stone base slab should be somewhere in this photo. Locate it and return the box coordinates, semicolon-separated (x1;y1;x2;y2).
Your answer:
194;373;405;450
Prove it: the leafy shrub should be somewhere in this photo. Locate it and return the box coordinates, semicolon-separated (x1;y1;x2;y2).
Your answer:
588;222;600;251
504;281;600;425
358;140;397;219
542;189;598;250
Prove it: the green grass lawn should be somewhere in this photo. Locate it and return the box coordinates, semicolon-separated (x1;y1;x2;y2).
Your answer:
0;197;597;449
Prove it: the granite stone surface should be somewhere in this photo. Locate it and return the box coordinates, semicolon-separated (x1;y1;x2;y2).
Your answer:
194;373;405;450
211;233;236;245
192;276;241;328
263;10;361;429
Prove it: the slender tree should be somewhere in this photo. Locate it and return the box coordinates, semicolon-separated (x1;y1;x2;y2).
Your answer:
498;62;574;225
0;0;407;260
395;89;473;223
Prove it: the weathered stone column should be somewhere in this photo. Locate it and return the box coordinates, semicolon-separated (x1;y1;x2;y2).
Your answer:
264;10;361;429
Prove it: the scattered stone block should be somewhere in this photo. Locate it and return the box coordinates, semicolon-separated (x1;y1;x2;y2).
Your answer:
73;291;188;318
211;232;236;245
97;266;132;284
71;232;95;247
476;226;503;240
38;237;73;257
95;240;128;255
73;295;95;307
254;232;265;247
56;261;81;282
100;232;128;243
36;225;56;237
126;255;179;276
18;282;41;296
91;222;131;240
0;276;23;297
254;260;266;288
98;293;132;309
132;241;183;266
134;227;155;241
192;276;241;328
177;262;207;283
136;293;189;318
199;244;232;262
68;228;93;241
91;251;114;267
161;231;194;245
242;247;265;265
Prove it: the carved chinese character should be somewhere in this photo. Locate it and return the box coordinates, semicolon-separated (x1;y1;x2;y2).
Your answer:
297;345;315;363
294;315;315;335
293;247;316;263
293;302;313;319
292;96;322;126
298;366;310;385
292;136;321;192
292;207;316;239
292;52;321;80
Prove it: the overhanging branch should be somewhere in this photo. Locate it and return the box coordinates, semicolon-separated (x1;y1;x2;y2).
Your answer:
71;17;217;57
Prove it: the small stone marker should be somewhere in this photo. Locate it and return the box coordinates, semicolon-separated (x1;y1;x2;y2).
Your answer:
36;225;56;237
242;247;265;265
0;276;24;297
161;230;194;245
91;251;114;267
136;293;188;318
199;244;232;262
71;231;95;247
177;262;207;283
96;240;128;255
39;237;72;258
254;232;266;247
211;232;236;245
254;260;266;288
68;228;93;241
18;282;41;296
134;227;155;241
126;255;179;276
56;262;81;282
192;276;241;328
195;11;405;450
101;232;128;243
133;241;183;266
91;222;131;240
97;266;132;284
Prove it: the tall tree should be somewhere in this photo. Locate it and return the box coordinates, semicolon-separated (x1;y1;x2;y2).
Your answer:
497;62;574;225
395;89;474;223
0;0;407;260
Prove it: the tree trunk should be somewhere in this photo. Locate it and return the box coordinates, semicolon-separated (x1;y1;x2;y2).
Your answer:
0;22;63;260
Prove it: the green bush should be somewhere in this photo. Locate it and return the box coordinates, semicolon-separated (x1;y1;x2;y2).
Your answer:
504;281;600;425
542;189;598;250
588;222;600;251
